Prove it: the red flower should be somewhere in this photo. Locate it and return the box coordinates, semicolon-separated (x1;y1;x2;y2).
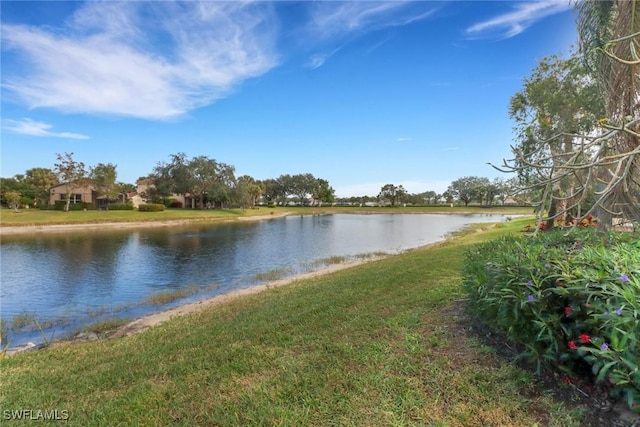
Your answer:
579;334;590;343
568;340;577;350
564;306;572;316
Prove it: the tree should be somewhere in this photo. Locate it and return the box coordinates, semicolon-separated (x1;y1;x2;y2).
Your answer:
117;182;136;195
90;163;118;209
1;176;36;208
447;176;486;207
311;178;335;206
54;152;87;212
277;174;295;205
248;180;265;208
188;155;223;209
577;0;640;225
290;173;316;205
261;178;282;206
442;190;454;205
4;190;21;212
470;177;493;205
422;190;438;205
234;175;261;209
378;184;407;206
495;1;639;229
151;153;236;209
23;167;58;207
493;177;514;206
505;53;605;226
207;161;236;208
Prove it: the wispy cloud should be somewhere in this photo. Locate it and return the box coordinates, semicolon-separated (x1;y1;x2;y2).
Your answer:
307;47;341;70
2;118;90;140
396;137;412;143
441;146;459;152
465;0;571;39
305;2;438;68
0;2;278;120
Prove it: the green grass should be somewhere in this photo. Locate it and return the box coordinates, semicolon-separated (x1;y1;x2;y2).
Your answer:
0;216;585;426
0;205;533;227
86;319;131;335
0;207;256;227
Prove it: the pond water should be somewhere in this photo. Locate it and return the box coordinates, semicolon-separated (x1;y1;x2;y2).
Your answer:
0;213;510;347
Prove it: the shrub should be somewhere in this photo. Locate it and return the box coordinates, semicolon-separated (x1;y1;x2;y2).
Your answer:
170;200;183;208
462;228;640;412
138;203;165;212
53;201;94;211
107;203;134;211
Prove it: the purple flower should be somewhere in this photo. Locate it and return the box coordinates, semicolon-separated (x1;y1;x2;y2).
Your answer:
620;275;629;282
526;281;533;287
604;311;609;316
527;295;534;302
615;308;623;315
601;343;609;351
544;263;551;268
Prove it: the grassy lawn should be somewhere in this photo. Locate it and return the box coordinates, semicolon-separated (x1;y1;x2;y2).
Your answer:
0;216;589;426
0;205;533;227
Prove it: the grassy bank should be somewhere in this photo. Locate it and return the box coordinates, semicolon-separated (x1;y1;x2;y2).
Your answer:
0;205;532;227
1;217;585;426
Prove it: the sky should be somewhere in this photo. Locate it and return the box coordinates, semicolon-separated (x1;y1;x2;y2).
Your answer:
0;0;578;198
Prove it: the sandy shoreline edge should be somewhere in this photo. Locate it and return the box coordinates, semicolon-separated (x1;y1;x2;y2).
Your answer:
0;212;291;236
111;256;380;339
2;212;494;355
6;255;382;356
3;211;382;355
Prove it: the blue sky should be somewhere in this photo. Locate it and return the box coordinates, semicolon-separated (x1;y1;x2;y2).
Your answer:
1;1;578;197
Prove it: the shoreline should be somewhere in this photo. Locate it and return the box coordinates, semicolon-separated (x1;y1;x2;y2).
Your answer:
7;254;385;356
110;256;382;339
0;212;291;236
2;214;505;355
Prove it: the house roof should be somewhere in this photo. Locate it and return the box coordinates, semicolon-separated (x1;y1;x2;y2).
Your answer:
50;182;95;191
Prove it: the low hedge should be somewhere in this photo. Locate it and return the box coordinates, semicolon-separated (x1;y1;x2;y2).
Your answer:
53;201;94;211
107;203;134;211
138;203;165;212
462;227;640;413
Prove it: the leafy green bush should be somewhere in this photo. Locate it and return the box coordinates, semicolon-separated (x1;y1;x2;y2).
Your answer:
462;229;640;412
107;203;134;210
138;203;165;212
53;201;94;210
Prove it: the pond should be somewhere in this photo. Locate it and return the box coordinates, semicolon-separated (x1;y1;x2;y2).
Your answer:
0;213;511;347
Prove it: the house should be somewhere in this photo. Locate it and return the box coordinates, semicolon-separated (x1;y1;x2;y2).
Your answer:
49;182;98;207
49;182;127;209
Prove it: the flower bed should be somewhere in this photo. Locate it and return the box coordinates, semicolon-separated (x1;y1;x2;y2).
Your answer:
462;227;640;412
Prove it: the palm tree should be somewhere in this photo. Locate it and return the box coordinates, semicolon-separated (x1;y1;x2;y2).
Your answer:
576;0;640;225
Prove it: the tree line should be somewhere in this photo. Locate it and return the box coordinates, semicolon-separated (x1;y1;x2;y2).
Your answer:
1;151;526;211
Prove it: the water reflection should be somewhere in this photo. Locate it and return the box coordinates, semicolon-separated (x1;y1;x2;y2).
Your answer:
1;213;509;346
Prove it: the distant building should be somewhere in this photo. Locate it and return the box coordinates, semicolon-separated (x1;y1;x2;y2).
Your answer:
49;182;98;207
49;182;127;209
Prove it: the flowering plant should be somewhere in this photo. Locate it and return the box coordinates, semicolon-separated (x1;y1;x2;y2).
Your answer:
462;228;639;412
